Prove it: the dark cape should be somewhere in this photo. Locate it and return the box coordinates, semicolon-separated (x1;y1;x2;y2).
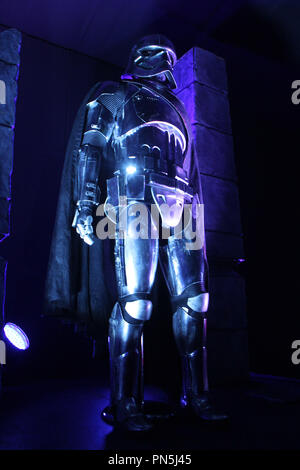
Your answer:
44;81;118;341
44;79;204;341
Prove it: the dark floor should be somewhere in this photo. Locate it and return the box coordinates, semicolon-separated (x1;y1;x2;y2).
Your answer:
0;374;300;450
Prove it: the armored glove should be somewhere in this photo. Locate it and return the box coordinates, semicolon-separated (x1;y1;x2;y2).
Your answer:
73;141;102;245
72;201;97;246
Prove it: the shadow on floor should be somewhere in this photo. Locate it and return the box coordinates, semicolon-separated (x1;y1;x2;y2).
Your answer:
0;374;300;450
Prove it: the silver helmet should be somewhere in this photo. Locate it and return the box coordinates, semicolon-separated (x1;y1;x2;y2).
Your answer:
122;34;177;89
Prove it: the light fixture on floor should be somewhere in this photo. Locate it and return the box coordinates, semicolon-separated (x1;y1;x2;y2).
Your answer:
3;322;30;350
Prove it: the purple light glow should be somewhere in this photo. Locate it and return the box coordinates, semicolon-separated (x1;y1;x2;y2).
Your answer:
3;322;30;350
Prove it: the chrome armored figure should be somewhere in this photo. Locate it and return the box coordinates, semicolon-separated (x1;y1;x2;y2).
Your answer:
72;35;228;431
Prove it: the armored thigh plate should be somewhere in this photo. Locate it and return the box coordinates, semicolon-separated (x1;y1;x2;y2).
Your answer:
114;201;159;321
159;209;209;315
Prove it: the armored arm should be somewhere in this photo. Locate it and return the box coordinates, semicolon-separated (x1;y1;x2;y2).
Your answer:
73;94;117;244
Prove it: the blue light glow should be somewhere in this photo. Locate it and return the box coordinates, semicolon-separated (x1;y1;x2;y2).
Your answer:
126;165;136;174
3;322;30;350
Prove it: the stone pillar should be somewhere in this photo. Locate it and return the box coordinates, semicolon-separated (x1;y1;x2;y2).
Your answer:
0;29;21;391
173;48;248;384
0;28;21;240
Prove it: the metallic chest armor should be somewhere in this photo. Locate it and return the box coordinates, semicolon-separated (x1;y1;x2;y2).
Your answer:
112;83;188;180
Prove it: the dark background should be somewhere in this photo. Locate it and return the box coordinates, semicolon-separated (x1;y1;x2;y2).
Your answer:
0;0;299;388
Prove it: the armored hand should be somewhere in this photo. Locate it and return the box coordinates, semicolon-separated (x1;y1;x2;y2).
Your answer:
73;143;102;245
72;202;97;246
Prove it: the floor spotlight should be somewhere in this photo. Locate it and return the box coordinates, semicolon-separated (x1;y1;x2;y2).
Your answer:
3;323;30;350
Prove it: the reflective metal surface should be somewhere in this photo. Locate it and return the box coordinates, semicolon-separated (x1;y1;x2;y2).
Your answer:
125;299;153;321
73;35;212;424
115;201;159;299
160;234;208;297
173;308;209;400
187;292;209;313
123;34;177;89
108;302;143;405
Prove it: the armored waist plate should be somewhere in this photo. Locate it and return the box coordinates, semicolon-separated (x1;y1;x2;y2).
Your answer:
114;154;189;182
148;173;193;198
106;173;193;209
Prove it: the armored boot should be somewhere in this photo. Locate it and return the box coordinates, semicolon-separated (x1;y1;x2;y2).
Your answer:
108;302;153;431
173;307;229;422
